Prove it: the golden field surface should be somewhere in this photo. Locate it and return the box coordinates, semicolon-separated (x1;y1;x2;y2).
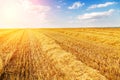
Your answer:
0;28;120;80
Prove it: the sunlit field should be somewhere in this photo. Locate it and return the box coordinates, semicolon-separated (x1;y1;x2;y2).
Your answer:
0;28;120;80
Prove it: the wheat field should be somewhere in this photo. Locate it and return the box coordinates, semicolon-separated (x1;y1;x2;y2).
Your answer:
0;28;119;80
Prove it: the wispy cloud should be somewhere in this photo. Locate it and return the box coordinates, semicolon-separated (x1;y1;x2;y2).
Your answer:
68;2;84;9
57;5;61;9
78;9;115;20
88;2;117;10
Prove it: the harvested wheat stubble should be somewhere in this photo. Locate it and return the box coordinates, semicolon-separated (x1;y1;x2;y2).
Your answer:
43;30;120;80
34;32;107;80
0;29;119;80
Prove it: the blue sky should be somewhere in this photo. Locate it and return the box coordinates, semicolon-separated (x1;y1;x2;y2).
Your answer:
49;0;120;27
0;0;120;28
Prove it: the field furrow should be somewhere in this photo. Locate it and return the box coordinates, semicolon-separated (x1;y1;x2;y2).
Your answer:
0;29;119;80
34;31;107;80
44;31;120;80
51;30;120;48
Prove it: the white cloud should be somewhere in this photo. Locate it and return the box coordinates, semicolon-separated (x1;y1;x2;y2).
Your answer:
88;2;117;10
68;2;84;9
78;9;115;20
57;5;61;9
